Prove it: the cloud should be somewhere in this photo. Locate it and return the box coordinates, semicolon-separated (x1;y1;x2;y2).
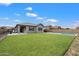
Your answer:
0;3;12;6
62;20;79;29
0;24;14;27
4;17;9;20
24;7;32;11
26;13;38;17
0;17;9;21
72;20;79;28
46;19;58;23
14;13;21;16
0;17;22;23
37;17;44;20
14;19;21;23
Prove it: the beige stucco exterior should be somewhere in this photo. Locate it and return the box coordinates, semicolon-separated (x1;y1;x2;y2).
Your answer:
14;23;44;33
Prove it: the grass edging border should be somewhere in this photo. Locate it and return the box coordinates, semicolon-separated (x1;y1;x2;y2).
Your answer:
0;34;7;42
64;34;78;56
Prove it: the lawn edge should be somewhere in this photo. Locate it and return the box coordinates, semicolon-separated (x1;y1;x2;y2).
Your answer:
64;34;78;56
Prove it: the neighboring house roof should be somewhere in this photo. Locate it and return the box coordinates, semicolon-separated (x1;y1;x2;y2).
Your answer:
37;23;44;27
48;26;61;29
0;26;14;30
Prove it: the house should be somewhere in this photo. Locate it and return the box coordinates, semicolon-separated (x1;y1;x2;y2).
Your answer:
14;23;44;33
48;25;62;30
0;26;14;34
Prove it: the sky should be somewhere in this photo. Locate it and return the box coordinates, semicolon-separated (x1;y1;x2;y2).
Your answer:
0;3;79;28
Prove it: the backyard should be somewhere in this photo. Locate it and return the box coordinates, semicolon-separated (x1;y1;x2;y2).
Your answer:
0;33;75;56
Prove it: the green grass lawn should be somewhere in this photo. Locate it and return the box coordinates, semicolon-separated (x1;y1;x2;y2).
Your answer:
0;33;75;56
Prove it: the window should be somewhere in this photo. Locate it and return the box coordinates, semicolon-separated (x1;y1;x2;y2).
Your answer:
38;27;42;31
29;26;35;31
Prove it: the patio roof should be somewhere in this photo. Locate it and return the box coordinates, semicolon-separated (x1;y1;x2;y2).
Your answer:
17;23;37;26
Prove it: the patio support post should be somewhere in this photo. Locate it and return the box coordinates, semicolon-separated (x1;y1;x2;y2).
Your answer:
18;25;20;33
36;27;38;32
25;26;29;33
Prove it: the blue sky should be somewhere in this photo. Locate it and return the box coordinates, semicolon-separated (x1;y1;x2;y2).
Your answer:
0;3;79;28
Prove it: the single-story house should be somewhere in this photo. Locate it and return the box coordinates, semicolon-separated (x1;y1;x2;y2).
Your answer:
14;23;45;33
